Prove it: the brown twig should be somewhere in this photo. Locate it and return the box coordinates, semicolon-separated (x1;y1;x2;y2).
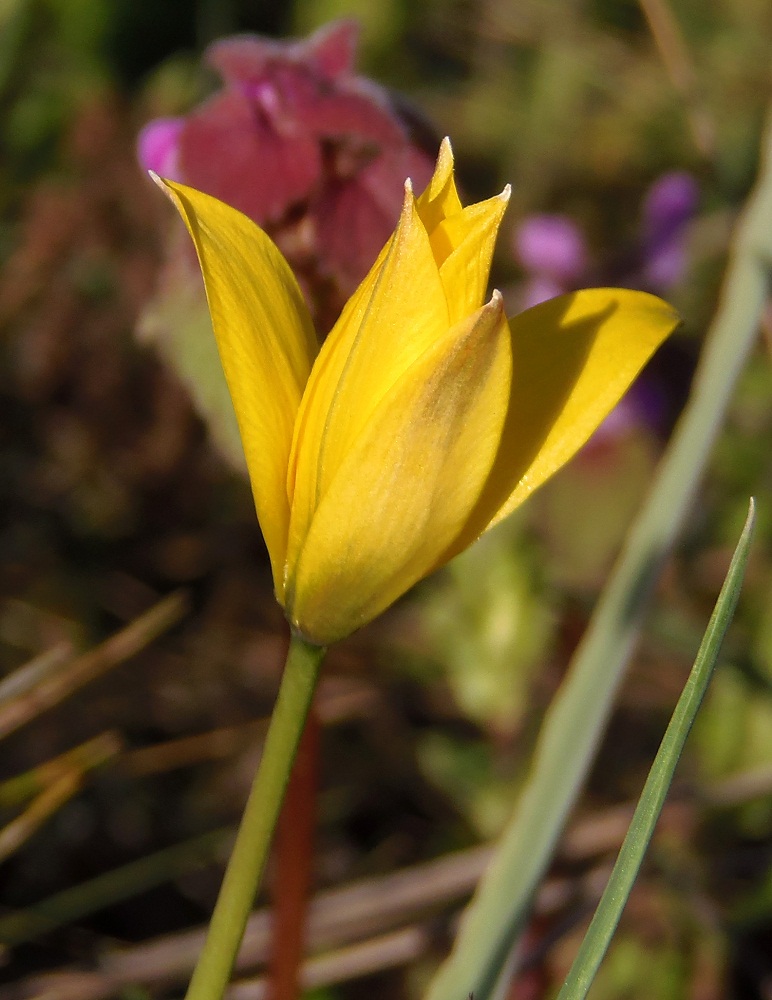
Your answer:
121;721;268;778
0;733;122;808
229;925;432;1000
0;770;84;864
0;591;188;740
0;644;73;709
4;759;766;1000
1;844;495;999
0;829;231;949
5;753;768;998
120;675;376;779
0;733;123;865
0;852;593;1000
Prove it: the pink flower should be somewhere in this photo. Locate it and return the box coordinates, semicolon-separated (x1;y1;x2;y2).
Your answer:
137;117;184;178
514;214;588;285
138;20;435;300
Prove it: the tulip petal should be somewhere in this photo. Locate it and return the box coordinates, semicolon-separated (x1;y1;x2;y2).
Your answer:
445;288;680;557
155;177;318;587
415;137;462;232
285;294;512;645
436;190;510;324
286;185;450;568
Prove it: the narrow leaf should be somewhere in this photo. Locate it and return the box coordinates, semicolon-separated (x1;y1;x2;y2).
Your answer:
557;497;755;1000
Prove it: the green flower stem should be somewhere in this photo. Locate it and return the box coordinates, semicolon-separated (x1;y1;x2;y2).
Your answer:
185;634;326;1000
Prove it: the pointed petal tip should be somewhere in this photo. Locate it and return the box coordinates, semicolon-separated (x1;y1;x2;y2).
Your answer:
488;288;504;309
499;183;512;203
402;178;416;212
432;137;454;178
480;289;506;327
149;171;176;204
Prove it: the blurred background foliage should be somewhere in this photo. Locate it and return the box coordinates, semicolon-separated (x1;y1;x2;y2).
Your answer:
0;0;771;997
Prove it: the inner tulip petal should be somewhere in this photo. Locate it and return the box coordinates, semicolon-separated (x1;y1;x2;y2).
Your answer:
415;137;462;232
435;190;510;324
285;293;511;646
156;177;318;590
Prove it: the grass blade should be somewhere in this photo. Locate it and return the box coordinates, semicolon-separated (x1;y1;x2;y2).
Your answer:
557;498;755;999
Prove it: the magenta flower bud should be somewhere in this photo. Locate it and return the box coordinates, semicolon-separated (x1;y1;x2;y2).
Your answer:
514;214;588;284
137;117;185;179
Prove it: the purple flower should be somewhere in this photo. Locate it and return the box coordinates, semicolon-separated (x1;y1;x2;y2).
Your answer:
138;20;435;302
514;214;588;285
519;274;569;310
640;171;699;292
137;117;184;178
642;171;699;247
594;379;667;443
510;187;693;450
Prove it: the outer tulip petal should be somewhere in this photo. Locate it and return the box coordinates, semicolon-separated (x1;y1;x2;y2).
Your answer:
156;177;318;588
443;288;680;558
286;186;449;570
285;293;512;645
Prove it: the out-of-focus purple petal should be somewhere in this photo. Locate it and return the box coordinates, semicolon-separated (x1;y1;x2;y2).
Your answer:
303;19;359;78
178;90;321;223
315;144;434;296
142;20;441;316
137;118;184;179
642;171;699;246
514;214;588;283
286;69;405;146
233;59;405;147
593;392;640;443
637;171;698;291
191;22;412;226
206;19;359;85
519;274;567;310
642;238;688;292
205;35;282;84
590;378;668;447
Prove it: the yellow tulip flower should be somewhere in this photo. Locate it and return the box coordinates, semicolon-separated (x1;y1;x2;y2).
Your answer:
155;139;679;646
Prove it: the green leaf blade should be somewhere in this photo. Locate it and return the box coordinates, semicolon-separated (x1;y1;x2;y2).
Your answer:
557;498;756;1000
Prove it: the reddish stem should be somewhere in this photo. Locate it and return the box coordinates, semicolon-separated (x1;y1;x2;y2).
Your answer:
267;705;320;1000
